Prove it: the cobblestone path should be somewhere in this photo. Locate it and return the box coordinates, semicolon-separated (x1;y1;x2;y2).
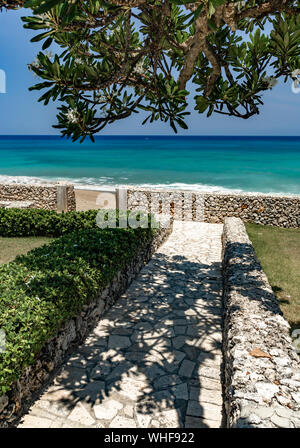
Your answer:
19;222;224;428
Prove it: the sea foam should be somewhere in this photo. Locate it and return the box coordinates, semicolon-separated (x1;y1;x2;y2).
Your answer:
0;174;290;195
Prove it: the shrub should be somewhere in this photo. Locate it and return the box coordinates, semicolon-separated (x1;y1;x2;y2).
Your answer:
0;208;155;237
0;209;156;394
0;208;99;237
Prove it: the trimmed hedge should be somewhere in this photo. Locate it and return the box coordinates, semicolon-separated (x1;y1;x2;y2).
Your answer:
0;209;155;395
0;208;156;237
0;208;101;237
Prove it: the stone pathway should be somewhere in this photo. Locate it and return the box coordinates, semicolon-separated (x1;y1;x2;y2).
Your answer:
18;221;224;428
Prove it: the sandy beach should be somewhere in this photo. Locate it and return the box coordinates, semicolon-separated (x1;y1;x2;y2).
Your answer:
75;189;116;211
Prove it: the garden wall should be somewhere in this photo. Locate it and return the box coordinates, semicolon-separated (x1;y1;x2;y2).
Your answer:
125;188;300;228
222;217;300;428
0;225;172;427
0;181;76;212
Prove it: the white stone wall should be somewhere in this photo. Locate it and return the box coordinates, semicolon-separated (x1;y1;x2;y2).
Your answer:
126;187;300;228
222;217;300;428
0;181;76;212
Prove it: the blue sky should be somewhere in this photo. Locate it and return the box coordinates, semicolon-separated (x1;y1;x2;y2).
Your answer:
0;8;299;136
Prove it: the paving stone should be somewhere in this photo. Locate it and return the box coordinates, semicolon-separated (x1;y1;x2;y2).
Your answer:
146;390;175;410
134;322;153;332
135;410;152;428
79;346;107;361
190;387;222;406
106;361;134;381
184;309;198;317
151;419;160;427
190;376;222;392
151;337;172;349
124;405;134;418
187;415;220;428
94;422;106;428
185;416;208;428
182;345;200;360
109;416;137;428
93;399;123;420
153;374;182;390
19;415;56;428
172;335;186;349
118;378;148;400
152;325;175;338
124;351;148;362
161;350;186;372
197;352;222;367
61;420;90;428
75;381;106;403
179;360;196;378
174;319;189;326
17;221;224;429
145;351;165;365
68;402;95;426
143;364;165;379
186;400;222;422
157;409;182;427
108;335;132;349
34;399;71;418
44;386;74;402
174;326;186;335
29;405;68;421
186;325;202;337
90;364;111;380
66;354;90;368
197;365;221;381
55;366;88;388
189;337;221;353
111;328;133;336
171;383;189;400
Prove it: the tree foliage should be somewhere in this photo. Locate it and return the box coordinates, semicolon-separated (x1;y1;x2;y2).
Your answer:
0;0;24;10
1;0;300;141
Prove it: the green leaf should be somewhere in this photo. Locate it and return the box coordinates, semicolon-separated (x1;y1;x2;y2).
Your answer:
42;37;53;50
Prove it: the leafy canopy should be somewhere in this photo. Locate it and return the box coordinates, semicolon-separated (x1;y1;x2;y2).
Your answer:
1;0;300;141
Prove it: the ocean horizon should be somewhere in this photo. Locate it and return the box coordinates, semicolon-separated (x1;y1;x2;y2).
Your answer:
1;135;300;195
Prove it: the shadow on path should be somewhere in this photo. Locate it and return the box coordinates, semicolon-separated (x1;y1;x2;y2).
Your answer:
19;223;225;428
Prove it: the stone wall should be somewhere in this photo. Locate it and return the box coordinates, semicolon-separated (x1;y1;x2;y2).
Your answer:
222;217;300;428
0;181;76;212
0;225;172;427
125;187;300;228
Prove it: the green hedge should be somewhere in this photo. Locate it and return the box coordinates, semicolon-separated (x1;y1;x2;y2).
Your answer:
0;209;156;395
0;208;156;237
0;208;101;237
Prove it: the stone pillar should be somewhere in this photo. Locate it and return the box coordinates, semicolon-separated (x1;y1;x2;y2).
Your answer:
56;184;68;212
116;188;128;211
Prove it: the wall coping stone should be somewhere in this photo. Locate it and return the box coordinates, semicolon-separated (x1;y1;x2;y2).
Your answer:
125;186;300;199
125;187;300;228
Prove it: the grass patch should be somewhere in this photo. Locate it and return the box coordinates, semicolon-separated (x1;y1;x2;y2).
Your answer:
245;222;300;331
0;237;53;265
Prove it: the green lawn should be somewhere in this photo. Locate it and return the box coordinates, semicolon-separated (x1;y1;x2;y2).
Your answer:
246;223;300;332
0;237;53;265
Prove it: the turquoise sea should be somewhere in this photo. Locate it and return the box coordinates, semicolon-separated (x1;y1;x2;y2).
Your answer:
0;135;300;194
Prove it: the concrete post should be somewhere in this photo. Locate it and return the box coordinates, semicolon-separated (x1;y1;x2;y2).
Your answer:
56;184;68;212
116;188;128;211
